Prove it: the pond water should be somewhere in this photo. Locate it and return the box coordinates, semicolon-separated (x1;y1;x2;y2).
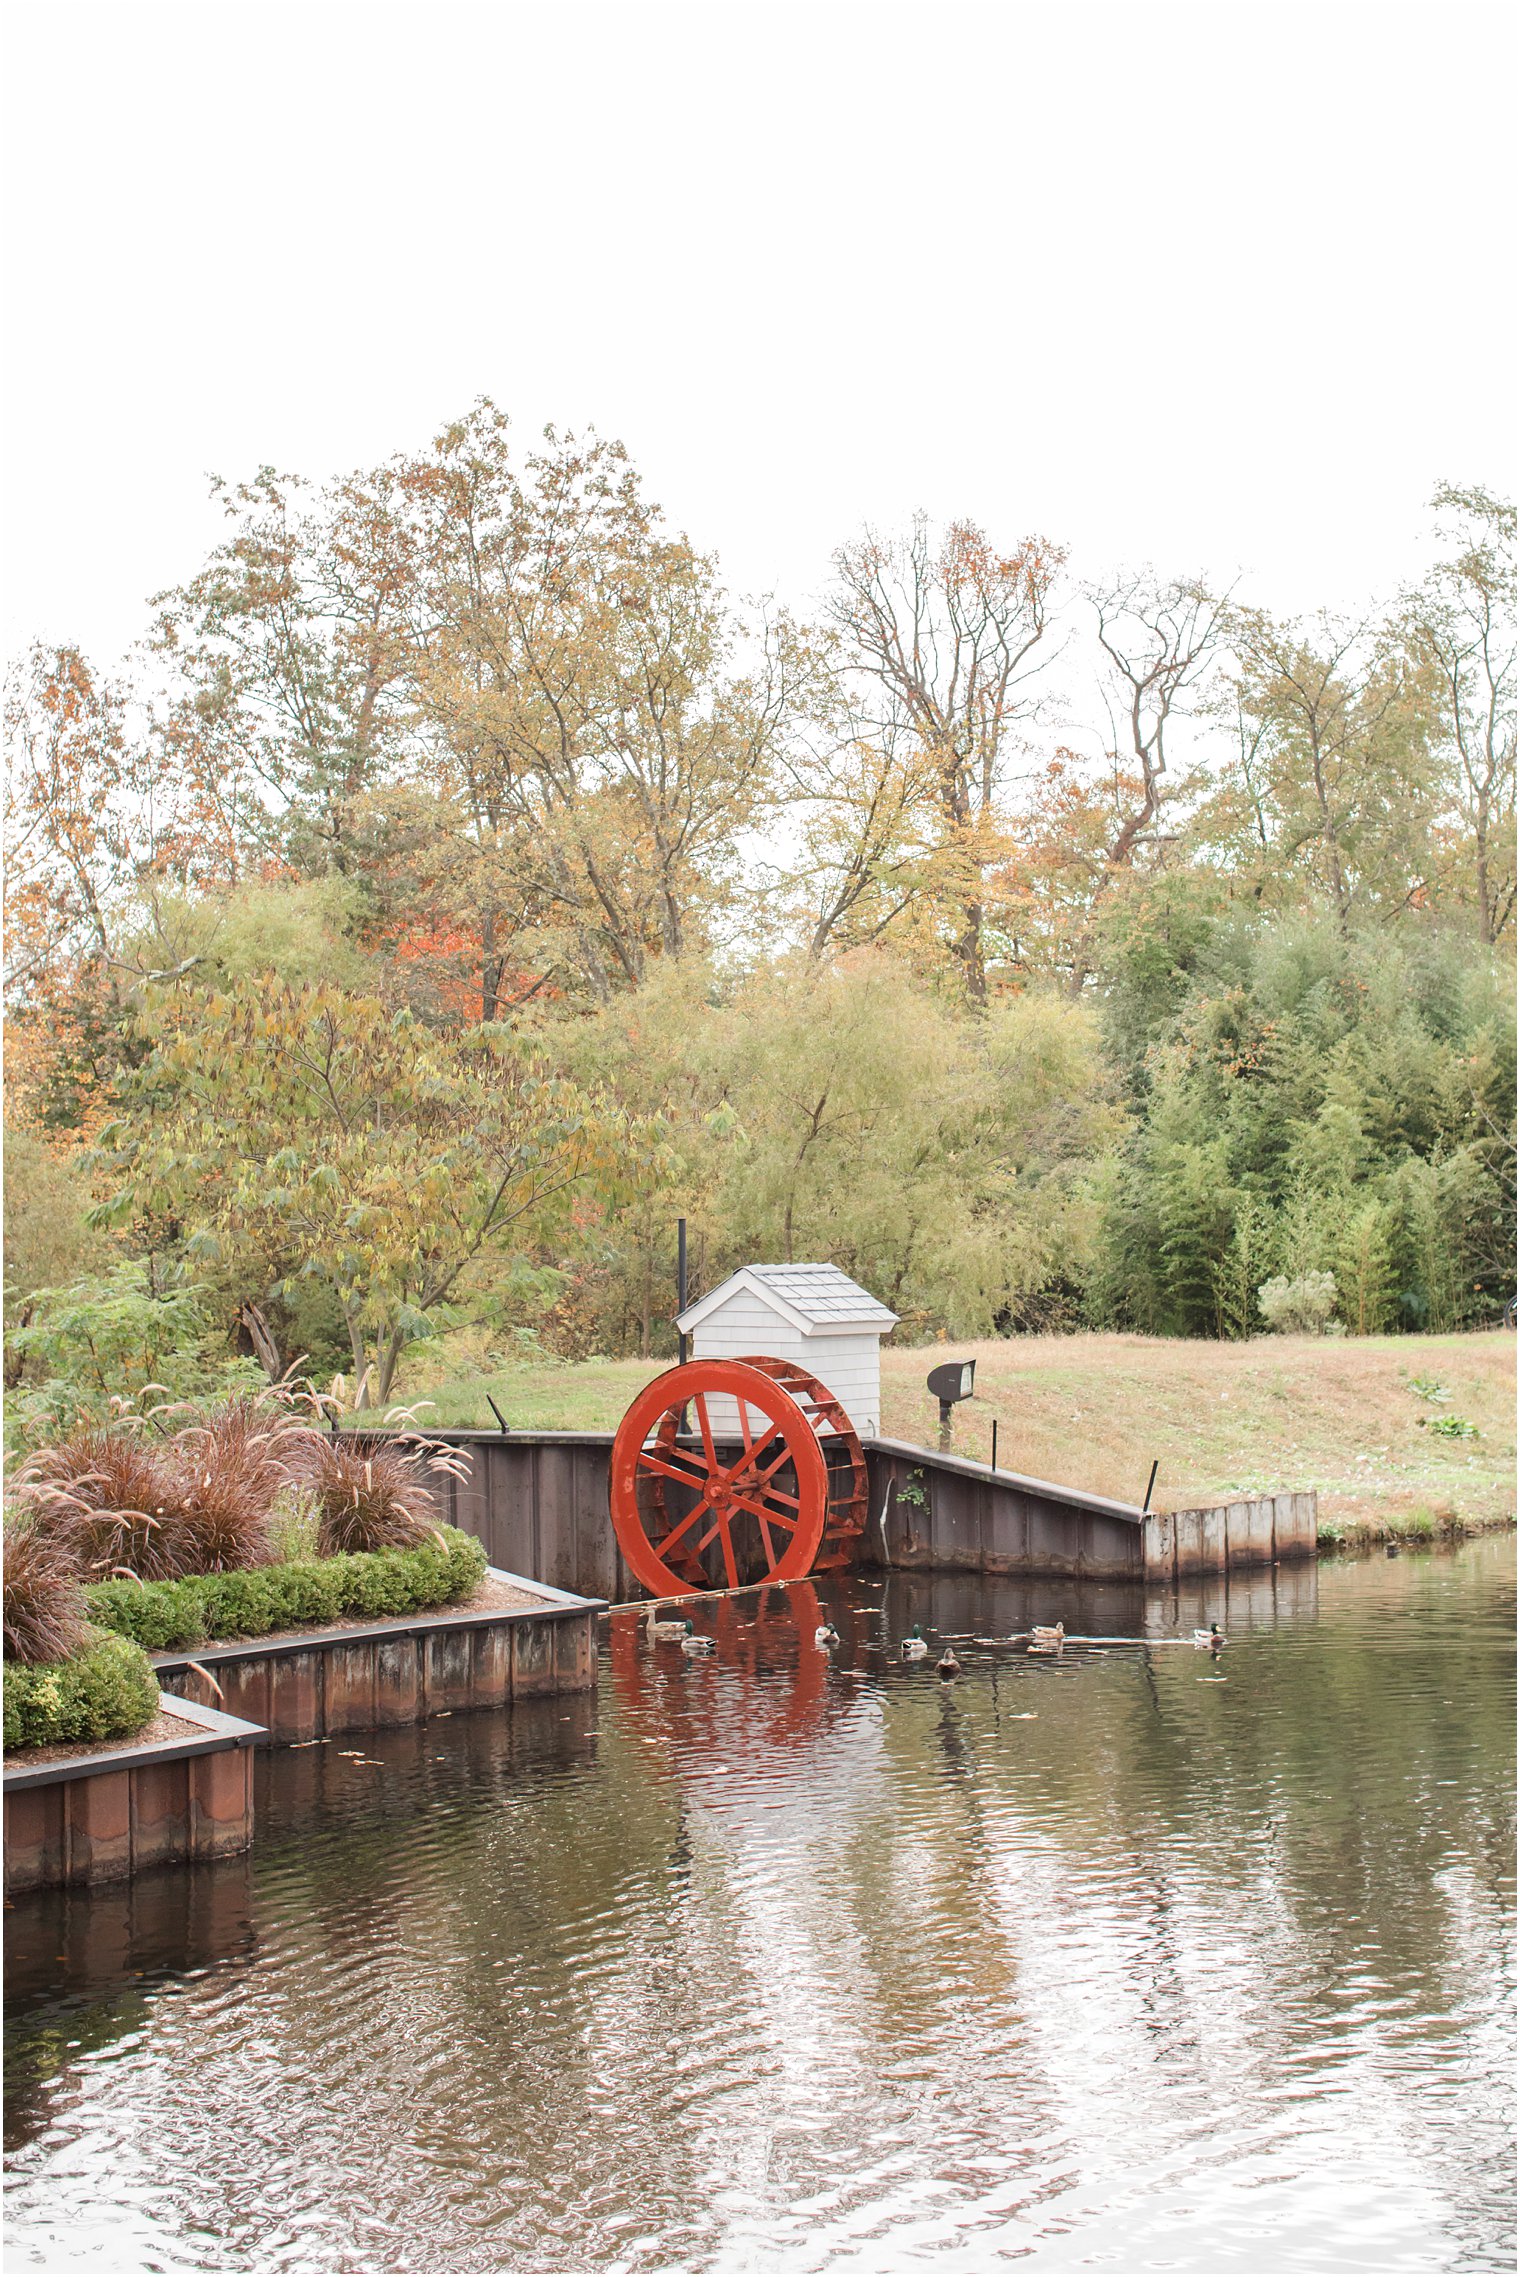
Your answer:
5;1538;1514;2274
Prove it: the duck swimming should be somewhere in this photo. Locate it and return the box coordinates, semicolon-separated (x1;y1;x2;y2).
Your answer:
1030;1622;1065;1645
815;1622;840;1648
901;1624;929;1661
645;1602;689;1643
680;1621;715;1656
936;1647;961;1679
1193;1623;1225;1650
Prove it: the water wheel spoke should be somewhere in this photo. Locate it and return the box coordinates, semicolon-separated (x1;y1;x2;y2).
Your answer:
690;1507;740;1586
746;1440;798;1493
744;1478;800;1511
638;1451;715;1491
727;1491;799;1536
693;1393;720;1472
653;1488;719;1557
720;1421;781;1484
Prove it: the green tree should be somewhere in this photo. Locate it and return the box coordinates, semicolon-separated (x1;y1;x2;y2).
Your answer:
543;953;1115;1350
2;1129;104;1316
1212;1192;1272;1340
97;981;631;1405
150;463;420;877
3;1262;260;1451
1332;1197;1399;1336
1088;913;1515;1336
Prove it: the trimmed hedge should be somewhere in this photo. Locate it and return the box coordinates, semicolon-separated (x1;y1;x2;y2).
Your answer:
4;1629;160;1753
83;1527;488;1653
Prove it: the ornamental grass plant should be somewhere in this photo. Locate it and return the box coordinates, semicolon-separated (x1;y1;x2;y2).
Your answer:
2;1396;482;1754
2;1511;91;1665
172;1395;307;1571
298;1430;464;1557
14;1429;194;1582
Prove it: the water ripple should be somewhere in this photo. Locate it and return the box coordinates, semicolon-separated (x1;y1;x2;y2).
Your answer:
5;1540;1514;2271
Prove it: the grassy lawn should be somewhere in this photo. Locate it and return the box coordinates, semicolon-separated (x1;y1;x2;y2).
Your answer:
392;1330;1515;1540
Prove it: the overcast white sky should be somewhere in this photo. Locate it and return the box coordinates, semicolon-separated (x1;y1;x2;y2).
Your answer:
2;0;1515;673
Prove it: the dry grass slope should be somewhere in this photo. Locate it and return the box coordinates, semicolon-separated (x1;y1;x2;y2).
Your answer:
879;1332;1515;1536
402;1331;1515;1539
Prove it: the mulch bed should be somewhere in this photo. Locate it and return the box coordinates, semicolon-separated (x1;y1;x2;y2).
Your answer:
5;1704;209;1770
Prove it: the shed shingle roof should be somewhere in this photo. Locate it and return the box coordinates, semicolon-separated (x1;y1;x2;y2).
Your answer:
677;1263;897;1336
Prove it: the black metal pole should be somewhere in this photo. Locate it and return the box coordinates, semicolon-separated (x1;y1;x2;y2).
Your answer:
677;1218;689;1365
1142;1458;1159;1513
991;1419;998;1473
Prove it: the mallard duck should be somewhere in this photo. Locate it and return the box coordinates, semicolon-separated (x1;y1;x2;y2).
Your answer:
680;1621;715;1657
936;1647;961;1679
1193;1623;1225;1650
815;1621;840;1648
901;1624;929;1661
1031;1622;1065;1645
645;1602;689;1643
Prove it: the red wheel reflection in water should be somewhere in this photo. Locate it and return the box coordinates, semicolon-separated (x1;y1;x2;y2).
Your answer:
607;1580;838;1761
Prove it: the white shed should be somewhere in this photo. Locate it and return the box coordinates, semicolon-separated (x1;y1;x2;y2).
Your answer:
676;1264;897;1438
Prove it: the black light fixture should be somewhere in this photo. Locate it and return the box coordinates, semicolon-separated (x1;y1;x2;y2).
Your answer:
927;1358;975;1448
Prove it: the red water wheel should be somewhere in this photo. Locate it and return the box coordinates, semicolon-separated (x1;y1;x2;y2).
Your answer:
609;1355;867;1599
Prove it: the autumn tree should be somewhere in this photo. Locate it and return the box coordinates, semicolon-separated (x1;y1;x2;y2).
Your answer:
1404;482;1516;944
1;644;203;1140
1091;575;1224;865
785;719;938;959
771;640;951;961
827;514;1065;1000
96;981;631;1406
398;402;798;1008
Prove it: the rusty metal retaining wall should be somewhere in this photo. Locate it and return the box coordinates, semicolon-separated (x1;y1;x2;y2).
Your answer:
154;1573;601;1745
422;1434;634;1599
863;1438;1146;1578
400;1431;1318;1596
1142;1490;1318;1578
4;1694;263;1894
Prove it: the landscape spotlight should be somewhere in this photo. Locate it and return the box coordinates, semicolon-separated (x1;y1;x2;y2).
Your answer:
927;1358;975;1448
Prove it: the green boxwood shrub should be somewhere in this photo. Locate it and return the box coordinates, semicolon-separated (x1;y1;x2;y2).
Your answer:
83;1577;207;1652
4;1629;160;1753
83;1527;487;1652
